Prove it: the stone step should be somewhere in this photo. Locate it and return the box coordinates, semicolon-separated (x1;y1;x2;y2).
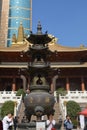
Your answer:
54;102;62;122
18;101;61;124
18;101;25;123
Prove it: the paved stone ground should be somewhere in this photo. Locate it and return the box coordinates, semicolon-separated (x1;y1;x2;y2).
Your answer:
17;127;61;130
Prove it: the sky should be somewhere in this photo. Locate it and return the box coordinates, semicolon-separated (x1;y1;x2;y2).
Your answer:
32;0;87;47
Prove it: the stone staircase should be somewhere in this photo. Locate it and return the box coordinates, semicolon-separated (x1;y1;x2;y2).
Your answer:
54;103;61;122
18;102;62;122
18;102;62;121
18;101;25;123
54;102;65;130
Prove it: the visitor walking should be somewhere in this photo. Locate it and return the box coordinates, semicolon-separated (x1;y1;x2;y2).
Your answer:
13;116;19;130
64;115;73;130
2;113;13;130
46;114;56;130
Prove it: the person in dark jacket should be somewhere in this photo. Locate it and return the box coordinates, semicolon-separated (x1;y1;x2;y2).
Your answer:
13;116;19;130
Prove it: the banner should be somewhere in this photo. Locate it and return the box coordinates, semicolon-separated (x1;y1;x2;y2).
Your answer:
79;115;85;129
36;122;46;130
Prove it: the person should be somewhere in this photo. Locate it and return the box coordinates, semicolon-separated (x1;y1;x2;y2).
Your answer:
46;114;56;130
21;116;27;123
64;115;73;130
58;114;62;124
0;119;3;130
13;116;19;130
8;120;13;130
26;88;30;96
2;113;13;130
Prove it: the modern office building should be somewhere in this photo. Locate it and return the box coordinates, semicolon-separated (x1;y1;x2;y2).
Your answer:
0;0;32;47
0;0;2;25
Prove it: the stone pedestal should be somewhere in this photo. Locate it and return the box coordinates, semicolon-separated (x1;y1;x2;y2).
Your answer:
17;122;36;130
17;121;62;130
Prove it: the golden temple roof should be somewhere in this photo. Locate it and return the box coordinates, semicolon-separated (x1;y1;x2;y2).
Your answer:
48;42;87;52
0;35;87;52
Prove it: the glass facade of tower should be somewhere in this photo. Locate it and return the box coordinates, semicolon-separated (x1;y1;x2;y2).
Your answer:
0;0;2;26
7;0;32;46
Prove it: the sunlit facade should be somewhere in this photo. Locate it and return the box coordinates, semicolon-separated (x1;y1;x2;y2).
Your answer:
0;0;2;25
0;0;32;47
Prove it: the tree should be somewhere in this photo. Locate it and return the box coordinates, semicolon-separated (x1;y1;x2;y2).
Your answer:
66;100;81;128
16;88;25;97
56;87;67;96
16;88;26;101
1;100;14;118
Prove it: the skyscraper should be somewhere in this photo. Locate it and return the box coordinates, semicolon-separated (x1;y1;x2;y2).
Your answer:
0;0;32;47
0;0;2;25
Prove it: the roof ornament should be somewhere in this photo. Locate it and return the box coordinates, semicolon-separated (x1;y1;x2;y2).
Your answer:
37;21;42;35
12;34;17;43
80;44;85;48
17;21;24;42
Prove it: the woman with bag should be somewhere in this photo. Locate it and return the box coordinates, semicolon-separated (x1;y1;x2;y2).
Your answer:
46;114;56;130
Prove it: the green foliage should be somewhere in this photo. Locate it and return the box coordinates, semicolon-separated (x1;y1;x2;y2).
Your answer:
16;88;25;97
72;119;78;128
66;100;81;127
1;100;14;118
56;87;67;96
66;100;81;118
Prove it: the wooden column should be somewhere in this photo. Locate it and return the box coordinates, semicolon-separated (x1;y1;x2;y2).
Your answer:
81;77;85;91
51;83;54;93
52;75;58;91
12;78;16;91
66;77;70;91
20;75;26;90
27;77;30;90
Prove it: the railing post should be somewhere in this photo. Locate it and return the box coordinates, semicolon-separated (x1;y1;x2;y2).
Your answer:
54;91;57;103
14;101;17;116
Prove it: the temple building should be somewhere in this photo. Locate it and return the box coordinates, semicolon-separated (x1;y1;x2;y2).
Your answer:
0;23;87;92
0;0;32;47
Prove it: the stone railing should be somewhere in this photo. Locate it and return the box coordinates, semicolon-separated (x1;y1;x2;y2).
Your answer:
0;91;22;116
0;91;21;103
0;90;16;95
59;90;87;119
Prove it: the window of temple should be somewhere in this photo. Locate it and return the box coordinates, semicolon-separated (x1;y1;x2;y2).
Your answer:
69;78;81;91
56;78;66;90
